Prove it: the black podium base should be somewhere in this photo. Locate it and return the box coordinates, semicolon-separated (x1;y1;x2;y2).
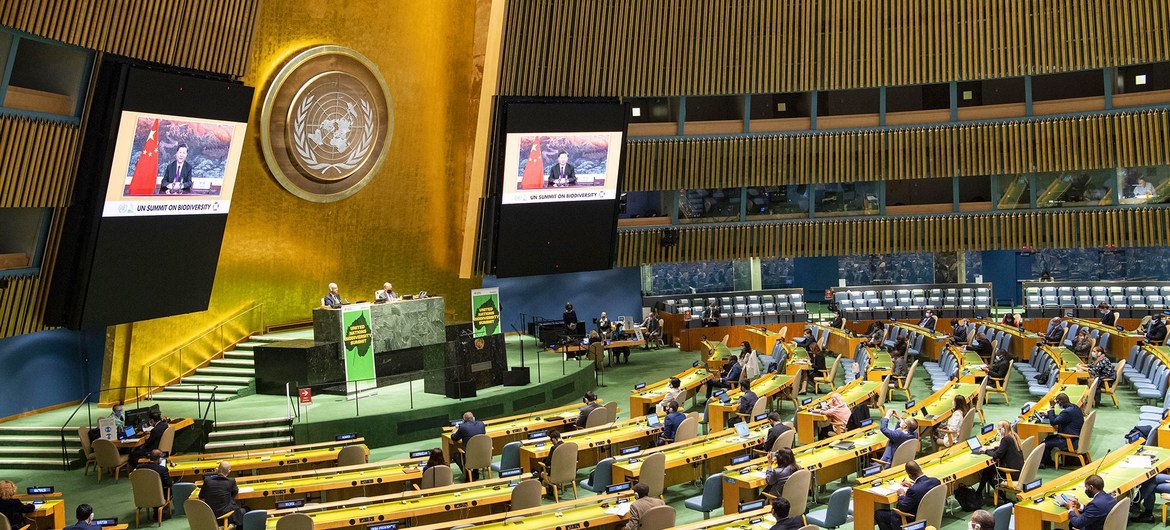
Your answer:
445;379;477;399
503;367;531;386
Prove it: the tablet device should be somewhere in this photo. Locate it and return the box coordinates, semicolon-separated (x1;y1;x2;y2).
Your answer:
734;422;751;438
646;414;661;428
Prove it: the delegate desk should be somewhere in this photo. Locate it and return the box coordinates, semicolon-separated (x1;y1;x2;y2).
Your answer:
979;321;1041;361
550;337;646;363
671;507;774;529
15;492;65;529
902;381;982;441
1015;442;1170;529
113;417;194;450
1037;344;1089;384
707;374;795;432
702;340;733;372
795;378;884;444
263;476;532;529
611;421;770;488
891;322;949;361
516;417;662;472
169;443;370;480
1066;317;1144;360
808;323;864;357
439;402;594;458
745;328;787;359
861;346;892;382
943;345;989;383
630;365;714;416
168;439;361;463
201;457;426;509
1158;404;1170;450
407;492;634;530
852;430;997;530
1016;384;1089;442
720;424;889;513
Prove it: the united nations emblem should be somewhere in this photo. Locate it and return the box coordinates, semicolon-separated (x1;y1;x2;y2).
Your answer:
261;46;393;202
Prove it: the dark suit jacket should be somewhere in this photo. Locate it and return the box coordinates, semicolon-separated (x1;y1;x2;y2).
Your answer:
143;421;168;453
722;362;742;385
62;522;103;530
896;475;942;514
546;162;576;186
988;356;1010;379
1049;404;1084;436
879;417;918;463
662;412;686;440
764;422;792;450
138;461;173;492
451;420;486;445
0;498;34;528
952;325;969;343
984;435;1024;471
969;338;993;358
1099;312;1118;326
767;517;806;530
198;474;241;517
1147;319;1168;343
323;293;342;308
159;161;193;193
918;315;938;331
576;402;601;428
703;307;720;321
1069;491;1117;530
737;390;759;415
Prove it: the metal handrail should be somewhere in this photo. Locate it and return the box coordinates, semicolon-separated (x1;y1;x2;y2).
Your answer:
144;302;264;394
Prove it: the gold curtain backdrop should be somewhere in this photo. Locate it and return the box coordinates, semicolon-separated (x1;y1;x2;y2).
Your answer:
99;0;488;394
616;208;1170;265
623;109;1170;191
498;0;1170;97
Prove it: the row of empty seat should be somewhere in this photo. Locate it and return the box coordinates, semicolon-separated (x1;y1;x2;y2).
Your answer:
832;285;993;318
1023;282;1170;317
661;292;809;324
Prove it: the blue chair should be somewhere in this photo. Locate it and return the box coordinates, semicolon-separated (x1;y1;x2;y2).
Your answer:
491;441;521;475
242;510;268;530
579;457;613;493
1139;390;1170;419
683;473;724;519
992;502;1014;530
805;486;854;529
1137;369;1170;403
171;482;196;516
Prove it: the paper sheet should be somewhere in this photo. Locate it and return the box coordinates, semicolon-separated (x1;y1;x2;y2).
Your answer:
605;503;632;517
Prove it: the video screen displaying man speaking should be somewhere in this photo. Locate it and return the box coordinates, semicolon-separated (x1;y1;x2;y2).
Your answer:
502;131;623;204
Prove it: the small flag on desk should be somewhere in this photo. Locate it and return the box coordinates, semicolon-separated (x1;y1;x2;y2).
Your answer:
127;119;160;195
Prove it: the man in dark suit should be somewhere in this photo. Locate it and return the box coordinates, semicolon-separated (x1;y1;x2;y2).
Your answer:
575;391;601;428
546;151;576;187
137;450;173;508
450;411;487;480
198;461;245;527
659;400;686;444
763;412;792;450
62;504;101;530
918;310;938;331
875;460;942;530
322;283;343;309
158;143;193;194
707;354;741;398
877;409;918;467
1146;313;1168;345
1067;474;1116;530
1098;303;1118;327
1041;393;1084;467
737;378;759;415
129;412;168;467
702;302;720;327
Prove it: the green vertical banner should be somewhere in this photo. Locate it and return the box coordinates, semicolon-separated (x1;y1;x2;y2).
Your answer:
471;288;502;338
341;303;376;391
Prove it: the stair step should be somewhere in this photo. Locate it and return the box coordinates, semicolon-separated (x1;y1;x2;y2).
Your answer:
204;436;294;451
196;366;254;376
150;391;234;402
212;417;292;429
0;457;70;469
209;426;291;439
210;358;254;368
234;342;267;350
0;435;81;446
0;426;75;434
224;350;254;359
170;384;247;394
182;375;254;385
0;446;66;456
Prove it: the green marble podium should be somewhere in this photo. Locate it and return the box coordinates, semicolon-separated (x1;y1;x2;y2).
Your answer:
310;297;446;382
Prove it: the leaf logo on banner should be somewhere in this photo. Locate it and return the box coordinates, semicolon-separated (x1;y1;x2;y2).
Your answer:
474;297;500;335
345;313;372;357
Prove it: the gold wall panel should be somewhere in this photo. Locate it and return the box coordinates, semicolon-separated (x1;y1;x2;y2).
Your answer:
498;0;1170;97
103;0;485;393
1;0;259;78
623;109;1170;192
616;208;1170;266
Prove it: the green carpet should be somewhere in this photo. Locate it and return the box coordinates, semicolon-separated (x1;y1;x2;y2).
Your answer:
0;333;1157;530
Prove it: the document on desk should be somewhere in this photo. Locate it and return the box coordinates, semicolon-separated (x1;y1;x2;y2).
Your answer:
1121;455;1158;469
605;503;632;517
868;485;899;496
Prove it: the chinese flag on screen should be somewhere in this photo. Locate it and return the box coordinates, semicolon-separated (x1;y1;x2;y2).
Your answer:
519;138;544;189
127;119;160;195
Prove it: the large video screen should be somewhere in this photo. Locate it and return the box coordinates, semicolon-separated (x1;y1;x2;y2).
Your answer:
46;62;253;329
491;99;627;278
102;111;247;217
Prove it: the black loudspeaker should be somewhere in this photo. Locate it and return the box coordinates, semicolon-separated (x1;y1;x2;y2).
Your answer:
503;367;530;386
445;379;477;399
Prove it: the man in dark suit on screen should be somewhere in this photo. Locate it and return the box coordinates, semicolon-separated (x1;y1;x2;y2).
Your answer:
546;151;576;187
159;143;193;194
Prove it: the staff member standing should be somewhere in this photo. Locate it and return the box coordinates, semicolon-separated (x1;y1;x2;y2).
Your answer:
563;303;578;333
